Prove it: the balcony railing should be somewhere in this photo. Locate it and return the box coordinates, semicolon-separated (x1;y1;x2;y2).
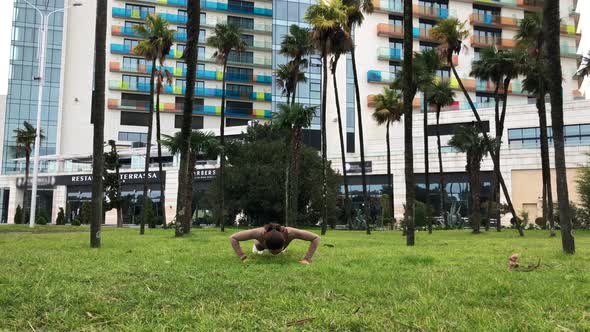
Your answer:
112;1;272;16
109;61;272;84
469;13;519;27
107;98;272;118
377;47;403;61
560;23;576;35
372;0;403;13
416;27;435;41
470;36;515;48
560;45;578;58
413;4;448;19
109;80;272;101
376;23;404;38
517;0;544;9
367;70;396;84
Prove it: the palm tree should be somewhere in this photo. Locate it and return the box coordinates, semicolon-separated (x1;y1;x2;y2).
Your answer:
305;0;347;235
449;125;497;234
432;18;523;236
328;27;354;229
543;0;575;254
427;80;454;226
207;23;247;232
577;51;590;77
155;69;173;228
276;62;306;103
272;103;317;225
175;0;201;237
516;12;555;236
342;0;374;235
280;25;313;105
372;87;403;224
401;0;414;244
13;121;44;225
133;15;174;233
161;131;220;230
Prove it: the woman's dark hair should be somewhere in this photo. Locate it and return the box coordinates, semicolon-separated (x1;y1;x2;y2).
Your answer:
263;223;286;250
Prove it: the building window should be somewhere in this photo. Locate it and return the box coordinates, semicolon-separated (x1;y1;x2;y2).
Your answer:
228;51;253;64
174;115;203;129
125;4;155;16
227;101;252;115
473;27;501;44
227;118;250;127
118;131;148;142
475;92;495;106
436;68;450;80
226;84;253;98
419;42;438;52
388;15;403;26
120;112;151;127
124;39;139;50
241;34;254;47
122;75;149;90
473;5;500;18
508;124;590;147
123;57;147;71
227;66;253;81
418;0;448;10
228;16;254;30
389;38;403;50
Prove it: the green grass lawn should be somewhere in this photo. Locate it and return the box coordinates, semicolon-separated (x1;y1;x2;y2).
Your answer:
0;226;588;331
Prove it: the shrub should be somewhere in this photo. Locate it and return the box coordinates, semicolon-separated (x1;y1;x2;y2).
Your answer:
71;217;81;226
534;217;546;229
55;207;65;225
14;205;23;224
35;208;49;225
81;202;92;225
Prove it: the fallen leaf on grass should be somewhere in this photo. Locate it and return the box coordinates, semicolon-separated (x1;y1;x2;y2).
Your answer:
323;244;334;248
86;312;96;320
286;318;315;327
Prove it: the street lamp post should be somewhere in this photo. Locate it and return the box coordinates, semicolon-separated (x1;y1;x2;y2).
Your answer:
21;0;82;227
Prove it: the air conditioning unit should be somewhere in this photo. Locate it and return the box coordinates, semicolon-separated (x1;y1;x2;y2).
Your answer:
131;141;147;148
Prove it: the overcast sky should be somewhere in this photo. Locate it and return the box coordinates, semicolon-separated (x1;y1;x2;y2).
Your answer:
0;1;15;95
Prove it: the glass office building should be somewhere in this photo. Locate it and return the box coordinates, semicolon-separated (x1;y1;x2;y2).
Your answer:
2;0;65;174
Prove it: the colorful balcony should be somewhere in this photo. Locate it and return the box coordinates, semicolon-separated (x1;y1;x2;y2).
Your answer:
413;4;448;19
109;80;272;101
112;1;272;16
517;0;544;10
111;26;139;38
111;43;133;54
416;27;436;42
377;47;403;61
470;36;515;49
473;0;518;6
372;0;403;14
377;23;404;38
107;99;272;119
469;13;519;28
560;45;578;58
367;70;396;84
560;23;576;36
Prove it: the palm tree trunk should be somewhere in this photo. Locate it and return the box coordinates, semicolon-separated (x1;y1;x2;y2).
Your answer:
155;83;166;228
403;0;414;245
185;155;196;231
436;105;445;227
219;58;228;232
543;0;574;253
115;148;122;228
332;67;350;229
284;140;290;226
90;0;106;247
141;58;157;234
537;94;555;236
291;84;297;105
386;120;393;227
470;159;481;234
350;48;371;235
176;0;200;237
423;93;431;234
320;53;329;236
289;127;303;226
489;83;501;232
449;59;522;236
23;153;30;224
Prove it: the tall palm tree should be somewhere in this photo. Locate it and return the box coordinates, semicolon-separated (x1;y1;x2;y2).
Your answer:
516;12;555;236
543;0;575;254
207;23;247;232
449;125;497;234
272;103;317;225
305;0;348;235
372;87;403;224
329;28;353;229
342;0;374;235
427;80;454;226
133;15;174;233
14;121;44;225
432;18;523;236
175;0;201;237
90;0;107;247
161;131;220;230
401;0;414;244
155;69;173;228
280;25;313;105
276;62;306;103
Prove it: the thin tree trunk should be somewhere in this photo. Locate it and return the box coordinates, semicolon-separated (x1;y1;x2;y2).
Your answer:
141;58;157;234
403;0;414;245
90;0;106;248
537;88;555;236
470;160;481;234
436;105;445;227
185;155;196;231
176;0;200;237
23;153;29;224
285;143;290;226
423;93;431;234
320;53;329;236
156;84;166;228
219;59;228;232
350;48;370;235
332;66;350;229
449;60;523;236
543;0;574;253
289;127;303;226
386;120;393;227
489;83;500;232
115;145;122;228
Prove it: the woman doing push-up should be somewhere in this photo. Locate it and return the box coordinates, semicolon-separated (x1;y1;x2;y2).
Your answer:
229;223;320;264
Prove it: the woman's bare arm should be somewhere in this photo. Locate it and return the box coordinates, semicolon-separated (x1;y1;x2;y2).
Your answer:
229;228;263;260
287;228;320;262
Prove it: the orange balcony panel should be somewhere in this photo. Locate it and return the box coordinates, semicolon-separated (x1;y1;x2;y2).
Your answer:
418;28;436;41
163;103;177;112
109;62;121;72
377;23;404;38
499;16;519;27
517;0;544;10
107;99;119;109
111;26;122;35
452;55;459;66
470;35;499;48
462;78;476;91
499;39;516;49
